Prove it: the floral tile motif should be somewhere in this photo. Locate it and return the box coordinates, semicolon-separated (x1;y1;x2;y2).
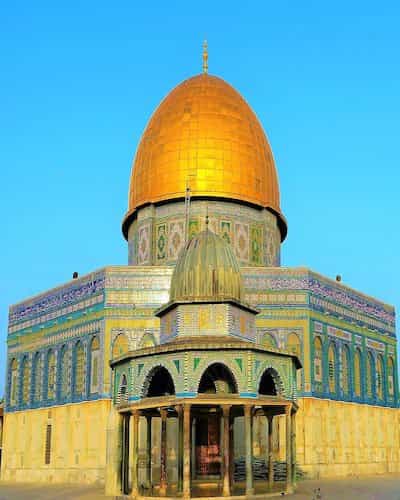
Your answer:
234;222;249;262
138;224;150;264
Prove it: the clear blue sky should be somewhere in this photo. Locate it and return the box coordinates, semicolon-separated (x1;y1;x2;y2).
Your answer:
1;1;399;395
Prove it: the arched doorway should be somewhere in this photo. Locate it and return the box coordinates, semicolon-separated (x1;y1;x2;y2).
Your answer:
195;364;237;478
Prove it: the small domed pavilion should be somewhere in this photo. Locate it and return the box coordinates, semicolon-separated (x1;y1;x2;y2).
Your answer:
107;229;300;498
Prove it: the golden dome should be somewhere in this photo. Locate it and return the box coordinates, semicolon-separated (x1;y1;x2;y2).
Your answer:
169;229;243;303
123;73;286;239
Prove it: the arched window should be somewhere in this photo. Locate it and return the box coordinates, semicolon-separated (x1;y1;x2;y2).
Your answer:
341;345;350;396
112;334;129;359
388;357;395;397
261;332;277;349
47;351;56;400
328;343;337;394
10;359;18;406
21;356;30;405
74;341;85;396
117;373;128;404
376;354;384;400
60;345;70;399
287;333;302;391
314;336;323;385
366;351;374;398
354;348;362;397
90;336;100;394
32;352;42;403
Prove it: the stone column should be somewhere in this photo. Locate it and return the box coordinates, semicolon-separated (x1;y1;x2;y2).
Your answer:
105;408;123;496
229;413;235;487
244;405;254;496
291;411;296;487
267;414;274;490
131;409;139;498
145;415;152;491
176;405;184;492
121;414;130;495
159;408;168;496
222;405;231;496
285;405;292;493
183;404;191;499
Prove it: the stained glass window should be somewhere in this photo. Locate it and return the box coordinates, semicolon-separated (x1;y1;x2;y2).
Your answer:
354;348;362;397
33;353;42;403
47;351;56;400
366;351;374;398
328;343;336;394
75;342;85;396
10;359;18;406
388;357;395;397
341;345;350;395
90;337;100;394
314;336;323;384
22;357;30;405
376;354;384;400
60;346;70;399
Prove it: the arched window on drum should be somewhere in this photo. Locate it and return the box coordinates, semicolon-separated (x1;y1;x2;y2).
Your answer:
287;332;302;391
354;348;362;398
9;359;18;406
328;343;337;395
90;336;100;394
60;345;70;400
313;336;323;387
388;357;395;398
376;354;384;401
341;345;351;396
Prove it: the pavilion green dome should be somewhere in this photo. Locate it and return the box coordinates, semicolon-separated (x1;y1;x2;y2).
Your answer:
169;229;243;303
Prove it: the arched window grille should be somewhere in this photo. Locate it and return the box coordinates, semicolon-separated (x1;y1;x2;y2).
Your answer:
90;336;100;394
47;351;56;400
328;343;337;394
74;341;85;396
354;348;362;397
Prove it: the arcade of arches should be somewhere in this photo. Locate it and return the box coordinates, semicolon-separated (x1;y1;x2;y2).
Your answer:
106;362;298;498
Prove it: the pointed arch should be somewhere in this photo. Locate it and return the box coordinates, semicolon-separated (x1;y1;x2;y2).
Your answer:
112;333;129;359
198;363;238;394
261;332;277;349
287;332;302;391
117;373;129;404
139;332;156;349
258;367;284;396
142;365;176;398
354;348;362;397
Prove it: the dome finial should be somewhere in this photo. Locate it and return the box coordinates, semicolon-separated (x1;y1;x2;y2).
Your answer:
203;40;208;74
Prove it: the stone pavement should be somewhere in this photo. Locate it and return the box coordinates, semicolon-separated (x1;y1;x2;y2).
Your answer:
1;475;400;499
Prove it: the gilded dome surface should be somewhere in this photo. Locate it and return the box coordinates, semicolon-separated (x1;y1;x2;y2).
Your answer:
170;229;243;303
123;73;286;239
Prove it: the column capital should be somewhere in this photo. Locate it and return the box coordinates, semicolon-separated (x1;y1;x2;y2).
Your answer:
244;404;254;417
131;408;139;417
285;403;293;415
160;407;168;418
222;404;231;417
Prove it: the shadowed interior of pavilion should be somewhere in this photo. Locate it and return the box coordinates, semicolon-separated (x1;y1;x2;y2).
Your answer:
119;362;296;498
